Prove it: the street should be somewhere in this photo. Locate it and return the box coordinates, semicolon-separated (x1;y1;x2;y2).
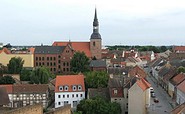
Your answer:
144;68;175;114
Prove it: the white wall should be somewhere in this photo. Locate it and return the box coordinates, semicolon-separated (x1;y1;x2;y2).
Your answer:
55;92;85;108
176;89;185;105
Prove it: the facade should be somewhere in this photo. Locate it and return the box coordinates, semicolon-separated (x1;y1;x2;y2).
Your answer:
52;9;102;60
176;80;185;105
34;45;73;74
55;75;85;109
128;78;151;114
0;84;49;108
0;48;34;68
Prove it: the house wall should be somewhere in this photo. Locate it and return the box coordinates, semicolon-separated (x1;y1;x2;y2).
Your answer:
0;52;34;67
176;89;185;105
128;83;146;114
55;92;85;108
168;82;175;98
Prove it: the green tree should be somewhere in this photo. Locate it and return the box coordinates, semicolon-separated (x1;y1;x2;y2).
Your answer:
0;75;15;84
71;52;89;73
0;63;7;76
77;96;121;114
30;66;51;84
159;46;167;52
20;68;32;81
177;66;185;73
84;71;109;88
7;57;24;74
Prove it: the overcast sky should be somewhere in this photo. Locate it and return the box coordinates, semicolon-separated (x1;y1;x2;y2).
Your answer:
1;0;185;46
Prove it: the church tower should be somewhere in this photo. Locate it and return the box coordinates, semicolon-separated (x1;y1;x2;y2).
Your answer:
90;8;102;59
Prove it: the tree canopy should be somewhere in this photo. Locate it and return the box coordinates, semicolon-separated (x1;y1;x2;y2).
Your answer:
70;52;89;73
20;68;32;81
177;66;185;73
76;96;121;114
30;66;52;84
7;57;24;74
0;75;15;84
84;71;109;88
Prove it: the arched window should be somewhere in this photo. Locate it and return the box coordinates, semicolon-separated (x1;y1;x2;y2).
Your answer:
93;42;95;46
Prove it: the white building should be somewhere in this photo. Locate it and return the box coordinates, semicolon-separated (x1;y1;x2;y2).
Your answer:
55;75;85;109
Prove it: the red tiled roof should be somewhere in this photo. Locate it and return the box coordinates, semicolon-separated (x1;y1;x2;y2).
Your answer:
0;48;11;54
28;47;35;54
177;80;185;93
0;85;13;93
136;78;151;91
129;65;147;78
174;46;185;52
55;75;85;92
171;73;185;85
13;84;48;93
52;42;91;57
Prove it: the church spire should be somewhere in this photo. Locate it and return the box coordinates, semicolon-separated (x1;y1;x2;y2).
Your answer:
90;8;101;39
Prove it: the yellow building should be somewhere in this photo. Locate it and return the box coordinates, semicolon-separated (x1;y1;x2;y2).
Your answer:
0;48;34;68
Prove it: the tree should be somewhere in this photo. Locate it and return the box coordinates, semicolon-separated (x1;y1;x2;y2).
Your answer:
7;57;24;74
77;96;121;114
0;63;7;76
71;52;89;73
0;75;15;84
84;71;109;88
177;66;185;73
159;46;167;52
20;68;32;81
30;66;52;84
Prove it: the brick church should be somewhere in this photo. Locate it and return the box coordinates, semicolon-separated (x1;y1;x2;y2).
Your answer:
52;8;102;60
34;9;102;74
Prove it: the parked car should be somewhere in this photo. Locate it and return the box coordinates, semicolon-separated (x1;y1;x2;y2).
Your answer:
151;92;155;98
150;87;154;93
154;98;159;103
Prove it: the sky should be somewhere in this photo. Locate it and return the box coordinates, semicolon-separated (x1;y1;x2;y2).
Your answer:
0;0;185;46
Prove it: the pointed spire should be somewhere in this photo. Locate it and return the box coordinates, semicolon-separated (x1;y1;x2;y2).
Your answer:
93;8;98;26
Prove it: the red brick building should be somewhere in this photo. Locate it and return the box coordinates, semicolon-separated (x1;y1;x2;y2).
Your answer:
34;44;74;74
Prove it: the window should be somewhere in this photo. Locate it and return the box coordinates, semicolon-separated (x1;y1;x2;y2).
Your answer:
42;57;44;60
72;94;74;98
67;94;69;98
63;68;65;71
50;62;52;66
113;89;118;95
47;62;49;66
54;57;56;60
64;86;68;91
58;95;61;98
73;86;77;91
54;62;56;66
58;102;61;105
36;62;38;66
80;94;83;97
54;68;56;72
63;95;65;98
47;57;49;60
39;57;41;60
42;62;44;65
58;55;61;58
39;62;41;66
67;68;69;71
63;62;65;66
58;65;60;69
50;57;52;60
93;41;95;46
67;62;69;66
36;57;38;61
59;86;63;91
76;94;78;97
78;85;82;91
58;60;60;63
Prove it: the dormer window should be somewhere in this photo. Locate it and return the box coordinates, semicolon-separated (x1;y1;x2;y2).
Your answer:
78;85;82;91
113;89;117;95
59;86;63;91
64;86;69;91
73;85;77;91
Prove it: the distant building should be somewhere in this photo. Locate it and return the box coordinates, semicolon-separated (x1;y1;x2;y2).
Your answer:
55;75;85;109
52;8;102;60
0;48;34;68
34;45;74;74
89;59;107;71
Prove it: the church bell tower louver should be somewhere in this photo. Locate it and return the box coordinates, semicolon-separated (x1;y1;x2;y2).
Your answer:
90;8;102;59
